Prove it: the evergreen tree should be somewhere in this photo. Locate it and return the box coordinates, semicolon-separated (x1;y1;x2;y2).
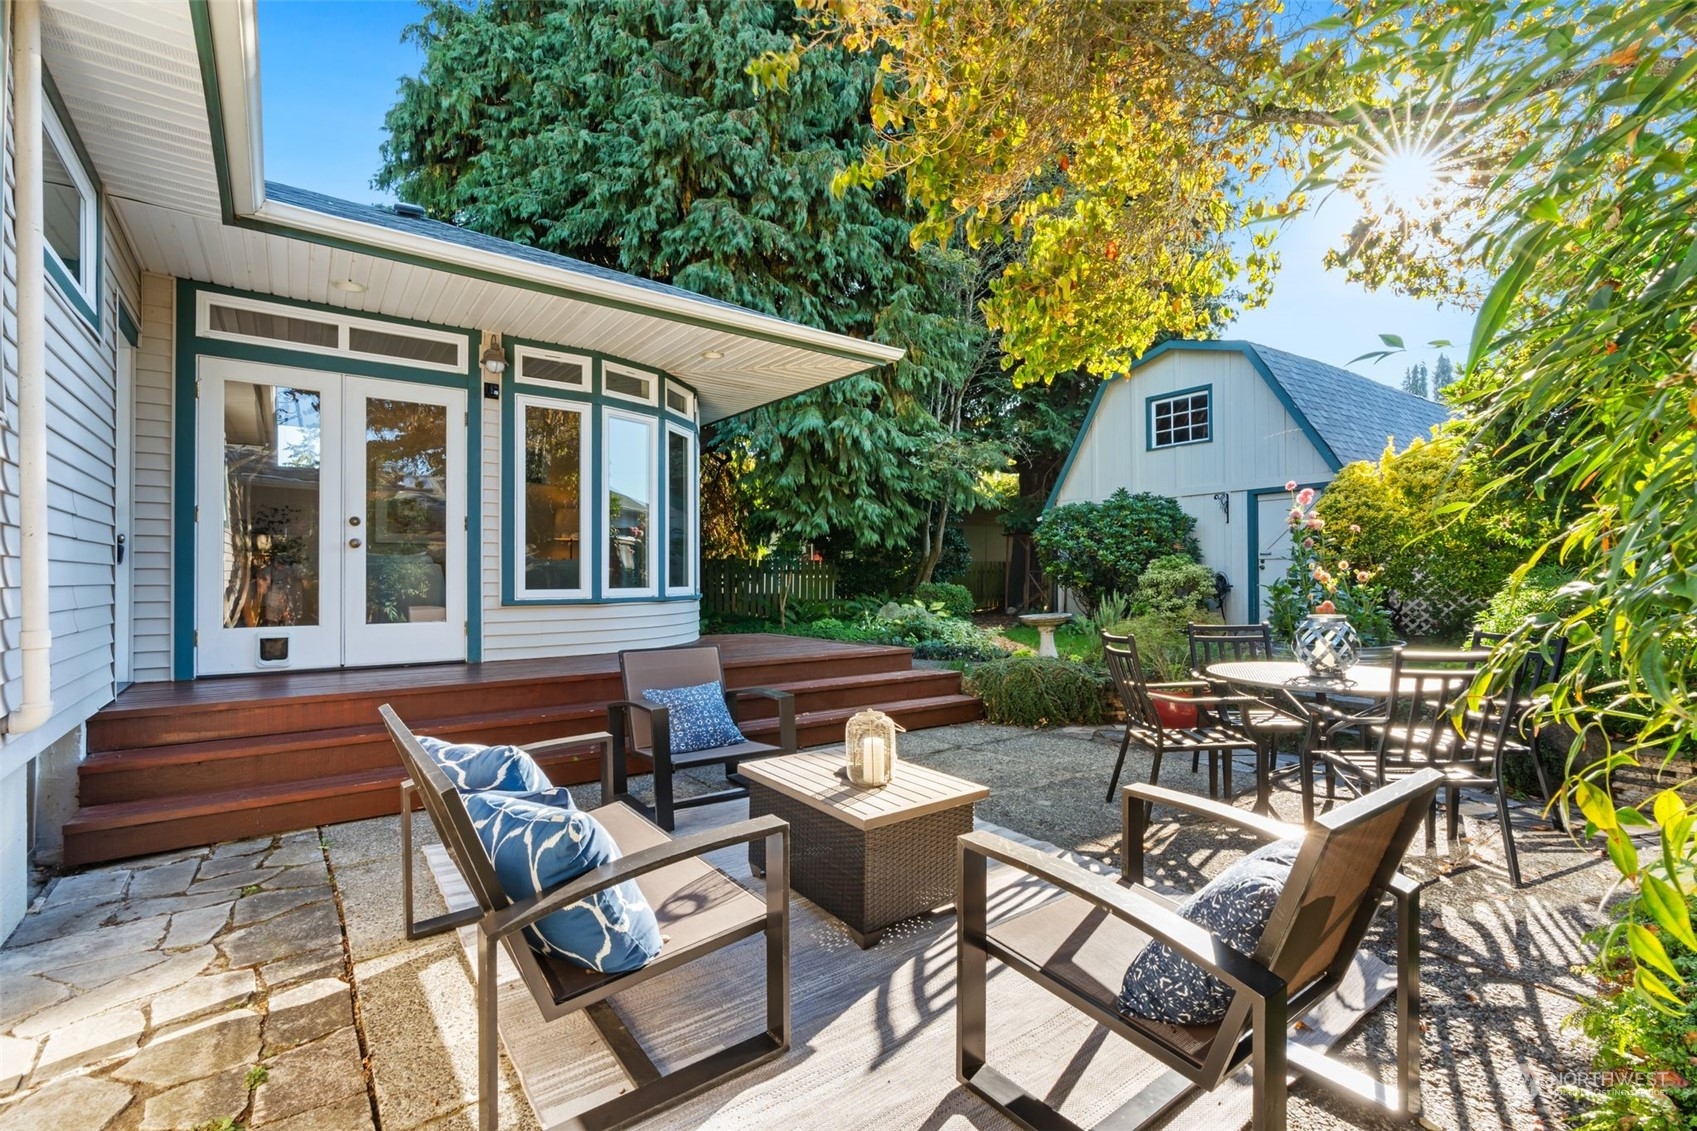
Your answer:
376;0;986;549
1431;353;1456;398
1401;361;1429;400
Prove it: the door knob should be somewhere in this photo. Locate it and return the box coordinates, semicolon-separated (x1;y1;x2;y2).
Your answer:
348;538;362;549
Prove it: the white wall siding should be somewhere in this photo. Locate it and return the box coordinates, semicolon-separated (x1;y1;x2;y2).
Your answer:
1052;352;1337;623
478;396;699;661
129;272;174;682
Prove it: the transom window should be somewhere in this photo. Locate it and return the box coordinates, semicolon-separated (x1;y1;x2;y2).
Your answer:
603;363;657;405
514;345;590;392
197;293;468;374
1149;389;1211;449
43;97;99;318
665;384;696;419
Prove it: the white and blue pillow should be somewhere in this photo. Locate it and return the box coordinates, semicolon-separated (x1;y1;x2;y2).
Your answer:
1118;840;1298;1026
417;736;551;794
640;680;746;754
466;792;663;973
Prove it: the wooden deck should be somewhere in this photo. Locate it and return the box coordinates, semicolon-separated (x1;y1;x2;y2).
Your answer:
65;635;981;866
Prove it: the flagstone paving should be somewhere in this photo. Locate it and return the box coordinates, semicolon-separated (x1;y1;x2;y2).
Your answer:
0;722;1614;1130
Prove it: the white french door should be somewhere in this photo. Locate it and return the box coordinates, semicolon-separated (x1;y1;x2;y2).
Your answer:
197;359;467;674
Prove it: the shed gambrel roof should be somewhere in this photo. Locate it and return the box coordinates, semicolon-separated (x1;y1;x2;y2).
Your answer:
1046;339;1454;508
1245;342;1452;466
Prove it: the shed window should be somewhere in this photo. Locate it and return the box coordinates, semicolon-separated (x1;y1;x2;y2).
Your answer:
1150;389;1211;448
43;98;99;315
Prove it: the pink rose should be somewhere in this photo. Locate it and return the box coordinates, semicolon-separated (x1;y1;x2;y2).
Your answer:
1297;488;1316;506
1285;480;1298;492
1307;516;1325;530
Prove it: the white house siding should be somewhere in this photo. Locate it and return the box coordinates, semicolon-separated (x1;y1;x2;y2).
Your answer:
1053;351;1334;622
1;91;135;932
129;272;174;683
477;395;699;661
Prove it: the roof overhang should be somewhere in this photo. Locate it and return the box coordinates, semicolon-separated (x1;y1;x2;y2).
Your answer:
40;0;903;423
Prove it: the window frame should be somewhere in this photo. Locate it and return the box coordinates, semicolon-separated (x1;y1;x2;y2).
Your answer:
664;382;697;421
663;422;697;596
196;291;468;375
511;393;593;602
602;408;660;598
41;94;101;325
602;362;659;407
512;344;592;393
1146;385;1213;450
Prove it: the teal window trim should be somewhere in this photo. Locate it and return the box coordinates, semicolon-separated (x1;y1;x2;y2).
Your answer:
498;336;699;607
601;406;661;599
663;421;698;596
117;300;140;348
41;67;103;335
1146;384;1213;450
506;392;594;604
1245;479;1330;622
172;279;483;676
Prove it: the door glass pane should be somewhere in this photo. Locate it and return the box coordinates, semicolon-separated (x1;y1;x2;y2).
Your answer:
221;382;322;628
667;431;690;589
522;404;583;592
606;417;652;590
364;398;449;625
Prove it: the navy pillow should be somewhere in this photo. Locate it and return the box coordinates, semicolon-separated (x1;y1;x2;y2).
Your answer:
417;736;551;794
640;680;746;754
465;792;663;973
1118;840;1299;1026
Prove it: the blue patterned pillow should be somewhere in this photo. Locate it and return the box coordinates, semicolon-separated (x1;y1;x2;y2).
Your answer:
417;736;551;794
640;680;746;754
1118;840;1299;1026
465;792;662;973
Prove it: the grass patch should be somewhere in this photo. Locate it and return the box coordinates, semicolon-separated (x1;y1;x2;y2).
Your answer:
997;621;1098;660
245;1064;270;1089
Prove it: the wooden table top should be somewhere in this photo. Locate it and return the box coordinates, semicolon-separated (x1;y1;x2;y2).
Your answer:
739;751;990;832
1206;659;1403;698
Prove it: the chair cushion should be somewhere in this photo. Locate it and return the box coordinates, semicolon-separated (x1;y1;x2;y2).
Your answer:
641;680;746;754
417;736;551;794
1118;840;1299;1026
465;792;662;973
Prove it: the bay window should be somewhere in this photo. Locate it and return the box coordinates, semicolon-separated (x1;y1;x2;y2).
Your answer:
514;397;589;599
603;412;657;595
665;425;695;594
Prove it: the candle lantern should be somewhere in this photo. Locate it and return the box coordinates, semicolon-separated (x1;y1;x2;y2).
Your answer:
1293;612;1361;676
845;708;903;787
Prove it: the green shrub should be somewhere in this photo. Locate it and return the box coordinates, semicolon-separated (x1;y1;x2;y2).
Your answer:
1134;555;1217;618
915;581;975;619
1565;894;1697;1131
965;657;1107;728
1116;611;1195;681
1474;563;1577;635
1033;489;1201;614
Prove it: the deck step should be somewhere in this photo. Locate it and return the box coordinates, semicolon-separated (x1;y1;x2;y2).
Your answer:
65;636;984;865
61;693;985;867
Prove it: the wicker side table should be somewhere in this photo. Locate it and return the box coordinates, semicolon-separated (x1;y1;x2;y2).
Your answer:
741;752;990;948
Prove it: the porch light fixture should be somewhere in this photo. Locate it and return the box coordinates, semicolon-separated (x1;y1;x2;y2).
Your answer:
701;349;724;360
331;278;367;294
481;338;508;374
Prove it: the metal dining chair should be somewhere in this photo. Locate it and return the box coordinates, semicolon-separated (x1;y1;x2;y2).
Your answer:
1306;647;1529;882
1471;628;1570;838
1187;623;1309;801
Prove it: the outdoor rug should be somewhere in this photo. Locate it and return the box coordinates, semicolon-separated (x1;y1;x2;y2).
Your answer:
426;803;1394;1130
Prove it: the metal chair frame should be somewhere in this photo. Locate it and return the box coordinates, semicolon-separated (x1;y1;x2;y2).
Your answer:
958;769;1440;1131
385;705;791;1131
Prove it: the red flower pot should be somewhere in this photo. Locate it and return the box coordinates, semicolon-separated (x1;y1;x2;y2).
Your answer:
1154;690;1198;729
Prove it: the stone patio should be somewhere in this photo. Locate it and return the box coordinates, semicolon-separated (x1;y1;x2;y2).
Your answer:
0;722;1611;1130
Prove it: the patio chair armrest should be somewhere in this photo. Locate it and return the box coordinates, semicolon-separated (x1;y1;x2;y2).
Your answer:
1146;690;1262;709
607;698;671;762
484;814;791;940
1120;783;1302;885
519;731;613;757
960;830;1285;1002
724;687;797;753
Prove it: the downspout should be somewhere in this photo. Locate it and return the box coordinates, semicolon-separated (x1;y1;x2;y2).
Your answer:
8;0;53;734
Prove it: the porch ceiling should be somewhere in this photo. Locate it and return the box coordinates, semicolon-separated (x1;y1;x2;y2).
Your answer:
39;0;901;424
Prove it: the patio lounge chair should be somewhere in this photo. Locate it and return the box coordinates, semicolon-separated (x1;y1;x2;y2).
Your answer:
609;644;797;831
383;705;791;1131
1102;632;1264;807
957;766;1442;1131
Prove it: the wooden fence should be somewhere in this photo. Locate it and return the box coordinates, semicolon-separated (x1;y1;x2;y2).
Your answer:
701;561;837;618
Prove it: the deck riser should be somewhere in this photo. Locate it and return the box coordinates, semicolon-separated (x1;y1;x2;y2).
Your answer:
87;651;917;751
62;697;983;866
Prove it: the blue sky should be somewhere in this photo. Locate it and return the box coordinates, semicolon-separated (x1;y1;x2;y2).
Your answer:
257;0;1474;387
